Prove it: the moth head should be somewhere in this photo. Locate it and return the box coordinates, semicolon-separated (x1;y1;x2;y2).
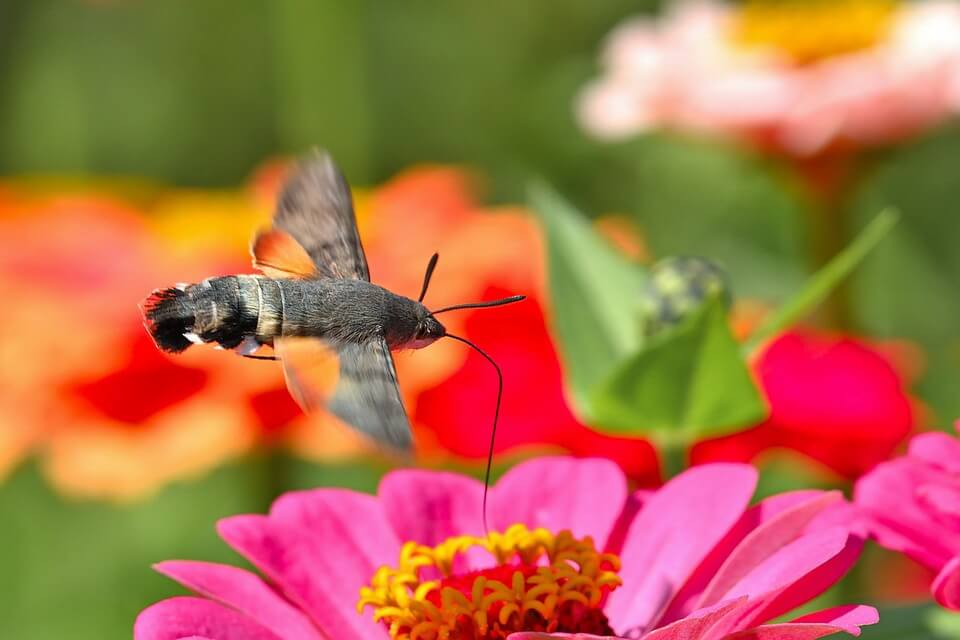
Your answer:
412;251;524;349
407;307;446;349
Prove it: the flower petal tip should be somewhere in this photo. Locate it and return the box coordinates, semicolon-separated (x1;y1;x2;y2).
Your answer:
933;557;960;611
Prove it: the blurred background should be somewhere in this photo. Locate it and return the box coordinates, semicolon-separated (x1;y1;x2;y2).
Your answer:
2;1;960;638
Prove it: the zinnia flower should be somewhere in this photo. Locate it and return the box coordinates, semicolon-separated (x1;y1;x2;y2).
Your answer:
854;422;960;610
693;330;916;479
135;457;877;639
0;180;339;498
579;0;960;156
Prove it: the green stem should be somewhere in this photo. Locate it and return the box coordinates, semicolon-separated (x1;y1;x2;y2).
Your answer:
658;438;687;480
807;192;853;329
790;153;858;329
256;448;289;511
743;208;897;355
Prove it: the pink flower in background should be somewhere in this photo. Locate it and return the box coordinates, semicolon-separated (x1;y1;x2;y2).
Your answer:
579;0;960;156
136;458;876;639
855;423;960;610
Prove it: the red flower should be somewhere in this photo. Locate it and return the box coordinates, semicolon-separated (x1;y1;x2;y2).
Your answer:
692;331;916;479
415;287;660;485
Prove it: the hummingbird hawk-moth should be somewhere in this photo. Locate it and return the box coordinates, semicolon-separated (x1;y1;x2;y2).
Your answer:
140;150;524;454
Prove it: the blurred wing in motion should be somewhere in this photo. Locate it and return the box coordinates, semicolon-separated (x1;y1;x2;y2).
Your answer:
252;150;370;281
251;228;317;279
276;337;413;452
274;336;340;407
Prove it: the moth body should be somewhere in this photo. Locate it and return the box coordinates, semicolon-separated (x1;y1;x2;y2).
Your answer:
142;276;445;355
139;149;520;454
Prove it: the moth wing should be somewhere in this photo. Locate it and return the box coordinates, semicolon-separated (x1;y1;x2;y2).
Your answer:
328;338;413;452
254;150;370;281
274;337;340;407
250;228;318;279
276;336;413;453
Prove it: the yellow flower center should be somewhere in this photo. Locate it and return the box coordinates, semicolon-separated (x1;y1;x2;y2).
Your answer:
357;524;622;640
732;0;899;64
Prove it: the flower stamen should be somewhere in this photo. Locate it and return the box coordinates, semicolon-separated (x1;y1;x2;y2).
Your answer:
358;524;622;640
733;0;900;64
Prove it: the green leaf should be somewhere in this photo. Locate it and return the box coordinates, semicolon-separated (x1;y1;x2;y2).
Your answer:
528;181;647;413
589;295;767;441
744;208;899;354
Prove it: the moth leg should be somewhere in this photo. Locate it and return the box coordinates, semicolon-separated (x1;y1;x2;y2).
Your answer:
242;354;278;361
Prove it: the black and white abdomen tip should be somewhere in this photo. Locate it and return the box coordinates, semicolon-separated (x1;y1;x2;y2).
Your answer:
140;287;197;353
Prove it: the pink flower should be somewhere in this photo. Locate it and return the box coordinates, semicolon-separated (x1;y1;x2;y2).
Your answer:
854;423;960;610
579;0;960;156
135;458;877;639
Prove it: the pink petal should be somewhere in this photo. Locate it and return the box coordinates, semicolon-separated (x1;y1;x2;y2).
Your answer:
606;490;653;557
508;635;623;639
933;556;960;610
642;598;748;640
855;458;960;567
269;487;401;576
722;528;848;600
217;489;396;639
697;492;844;609
153;561;321;640
661;491;830;623
135;596;281;640
604;464;758;633
909;432;960;473
724;625;858;639
377;468;484;544
792;605;880;633
917;483;960;522
716;529;860;633
491;457;628;548
724;605;878;639
743;536;864;635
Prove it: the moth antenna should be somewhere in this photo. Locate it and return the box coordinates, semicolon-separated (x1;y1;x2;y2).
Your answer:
418;253;440;303
445;333;502;534
432;295;525;315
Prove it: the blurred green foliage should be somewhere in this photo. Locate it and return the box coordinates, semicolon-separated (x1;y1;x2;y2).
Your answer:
852;125;960;422
0;456;387;640
859;604;960;640
0;0;649;187
0;461;264;640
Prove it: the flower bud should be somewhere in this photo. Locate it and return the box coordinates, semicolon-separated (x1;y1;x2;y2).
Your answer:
639;256;731;338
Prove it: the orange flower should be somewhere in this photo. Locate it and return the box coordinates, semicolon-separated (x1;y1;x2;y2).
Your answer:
0;163;664;500
0;186;279;499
